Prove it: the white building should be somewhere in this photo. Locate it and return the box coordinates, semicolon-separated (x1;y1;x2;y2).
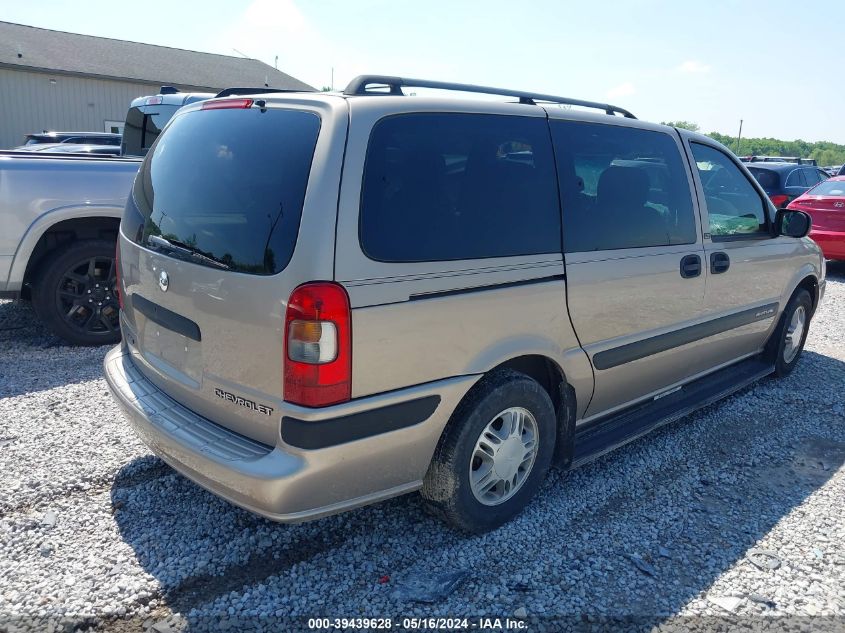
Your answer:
0;21;313;149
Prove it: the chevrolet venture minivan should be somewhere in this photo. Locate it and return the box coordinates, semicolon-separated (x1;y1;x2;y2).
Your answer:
105;76;825;532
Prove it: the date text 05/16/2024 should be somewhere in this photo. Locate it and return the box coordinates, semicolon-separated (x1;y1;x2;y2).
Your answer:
307;617;529;630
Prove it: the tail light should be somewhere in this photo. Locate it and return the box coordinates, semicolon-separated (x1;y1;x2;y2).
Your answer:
769;194;790;208
115;239;123;310
201;98;253;110
284;282;351;407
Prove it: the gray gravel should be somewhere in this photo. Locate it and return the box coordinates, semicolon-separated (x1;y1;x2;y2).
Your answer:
1;263;844;632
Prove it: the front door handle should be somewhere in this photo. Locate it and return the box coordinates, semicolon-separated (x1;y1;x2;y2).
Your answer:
680;254;701;279
710;252;730;274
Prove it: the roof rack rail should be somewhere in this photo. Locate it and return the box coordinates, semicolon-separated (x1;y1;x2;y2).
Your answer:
214;87;311;98
343;75;636;119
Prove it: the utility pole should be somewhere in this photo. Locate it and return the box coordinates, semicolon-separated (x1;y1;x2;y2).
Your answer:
274;55;278;70
331;67;334;91
735;119;743;155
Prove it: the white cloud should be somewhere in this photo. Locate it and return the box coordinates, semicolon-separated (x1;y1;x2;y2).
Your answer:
219;0;366;89
677;60;711;74
607;82;635;99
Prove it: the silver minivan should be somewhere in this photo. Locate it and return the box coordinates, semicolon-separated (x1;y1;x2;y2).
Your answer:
105;76;825;532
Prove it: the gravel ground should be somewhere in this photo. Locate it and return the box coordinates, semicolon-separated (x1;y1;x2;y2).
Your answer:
1;263;844;633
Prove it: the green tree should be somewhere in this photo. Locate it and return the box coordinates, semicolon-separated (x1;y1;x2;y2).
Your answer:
705;132;845;165
662;121;700;132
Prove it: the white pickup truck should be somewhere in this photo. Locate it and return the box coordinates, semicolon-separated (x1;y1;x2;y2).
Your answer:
0;89;214;344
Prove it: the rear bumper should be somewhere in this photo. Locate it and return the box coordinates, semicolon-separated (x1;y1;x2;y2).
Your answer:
104;345;478;522
810;230;845;260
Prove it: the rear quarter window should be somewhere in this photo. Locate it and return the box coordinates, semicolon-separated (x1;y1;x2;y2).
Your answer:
359;113;561;262
124;107;320;275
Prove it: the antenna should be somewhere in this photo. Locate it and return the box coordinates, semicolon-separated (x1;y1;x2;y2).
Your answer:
232;48;249;58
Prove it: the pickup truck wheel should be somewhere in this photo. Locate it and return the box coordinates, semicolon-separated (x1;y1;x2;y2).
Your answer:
421;370;556;533
769;289;812;378
32;239;120;346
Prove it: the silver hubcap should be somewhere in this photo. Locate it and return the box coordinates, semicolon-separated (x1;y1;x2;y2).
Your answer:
469;407;539;506
783;305;806;364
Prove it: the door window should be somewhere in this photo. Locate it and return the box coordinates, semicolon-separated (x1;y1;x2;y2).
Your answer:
690;143;770;238
360;113;560;262
551;121;697;252
785;169;805;187
802;168;821;187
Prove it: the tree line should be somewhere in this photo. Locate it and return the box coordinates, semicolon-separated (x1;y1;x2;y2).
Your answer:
662;121;845;166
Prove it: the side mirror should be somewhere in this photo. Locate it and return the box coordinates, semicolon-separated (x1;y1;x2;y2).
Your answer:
775;209;812;238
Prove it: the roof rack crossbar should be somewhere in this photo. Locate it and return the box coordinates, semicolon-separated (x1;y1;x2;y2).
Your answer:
343;75;636;119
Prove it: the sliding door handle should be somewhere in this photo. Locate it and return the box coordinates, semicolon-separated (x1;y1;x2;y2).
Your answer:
680;254;702;279
710;252;730;274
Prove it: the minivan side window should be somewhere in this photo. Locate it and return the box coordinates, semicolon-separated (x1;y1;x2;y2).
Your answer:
359;113;561;262
550;121;697;252
689;143;769;238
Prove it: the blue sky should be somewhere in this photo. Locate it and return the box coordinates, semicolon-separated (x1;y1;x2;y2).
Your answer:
2;0;843;143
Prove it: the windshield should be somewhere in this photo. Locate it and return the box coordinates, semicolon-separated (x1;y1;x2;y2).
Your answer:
123;106;320;275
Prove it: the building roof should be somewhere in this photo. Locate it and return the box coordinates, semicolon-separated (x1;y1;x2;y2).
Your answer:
0;21;314;92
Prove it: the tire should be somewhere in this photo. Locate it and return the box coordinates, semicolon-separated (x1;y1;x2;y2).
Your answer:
31;239;121;346
768;289;812;378
421;370;557;533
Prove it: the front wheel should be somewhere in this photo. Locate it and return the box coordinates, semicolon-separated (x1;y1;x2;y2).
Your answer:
769;289;812;378
421;370;557;533
31;239;121;346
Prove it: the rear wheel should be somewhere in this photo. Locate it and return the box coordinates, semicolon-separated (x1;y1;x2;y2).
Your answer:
768;289;812;378
32;239;121;346
421;370;556;533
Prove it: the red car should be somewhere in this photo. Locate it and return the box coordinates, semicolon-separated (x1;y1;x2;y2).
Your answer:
787;176;845;260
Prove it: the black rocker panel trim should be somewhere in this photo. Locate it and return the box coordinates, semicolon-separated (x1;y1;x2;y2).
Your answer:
592;302;779;370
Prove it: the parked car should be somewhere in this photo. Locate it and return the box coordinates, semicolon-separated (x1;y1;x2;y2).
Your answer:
839;165;845;176
22;131;121;147
0;88;216;345
105;75;824;533
788;176;845;261
740;156;818;166
746;162;830;208
13;143;122;156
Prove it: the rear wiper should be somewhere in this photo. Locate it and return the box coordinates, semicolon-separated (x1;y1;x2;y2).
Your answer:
146;234;231;270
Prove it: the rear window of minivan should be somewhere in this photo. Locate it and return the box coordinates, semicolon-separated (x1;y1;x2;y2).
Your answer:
124;107;320;275
747;167;779;190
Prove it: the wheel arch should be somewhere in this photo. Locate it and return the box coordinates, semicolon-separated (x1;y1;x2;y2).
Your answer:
765;274;817;364
485;354;577;469
15;211;122;298
795;274;819;314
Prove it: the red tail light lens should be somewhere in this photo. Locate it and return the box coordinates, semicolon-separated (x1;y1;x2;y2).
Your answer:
115;239;123;310
769;194;790;208
201;98;254;110
284;282;351;407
